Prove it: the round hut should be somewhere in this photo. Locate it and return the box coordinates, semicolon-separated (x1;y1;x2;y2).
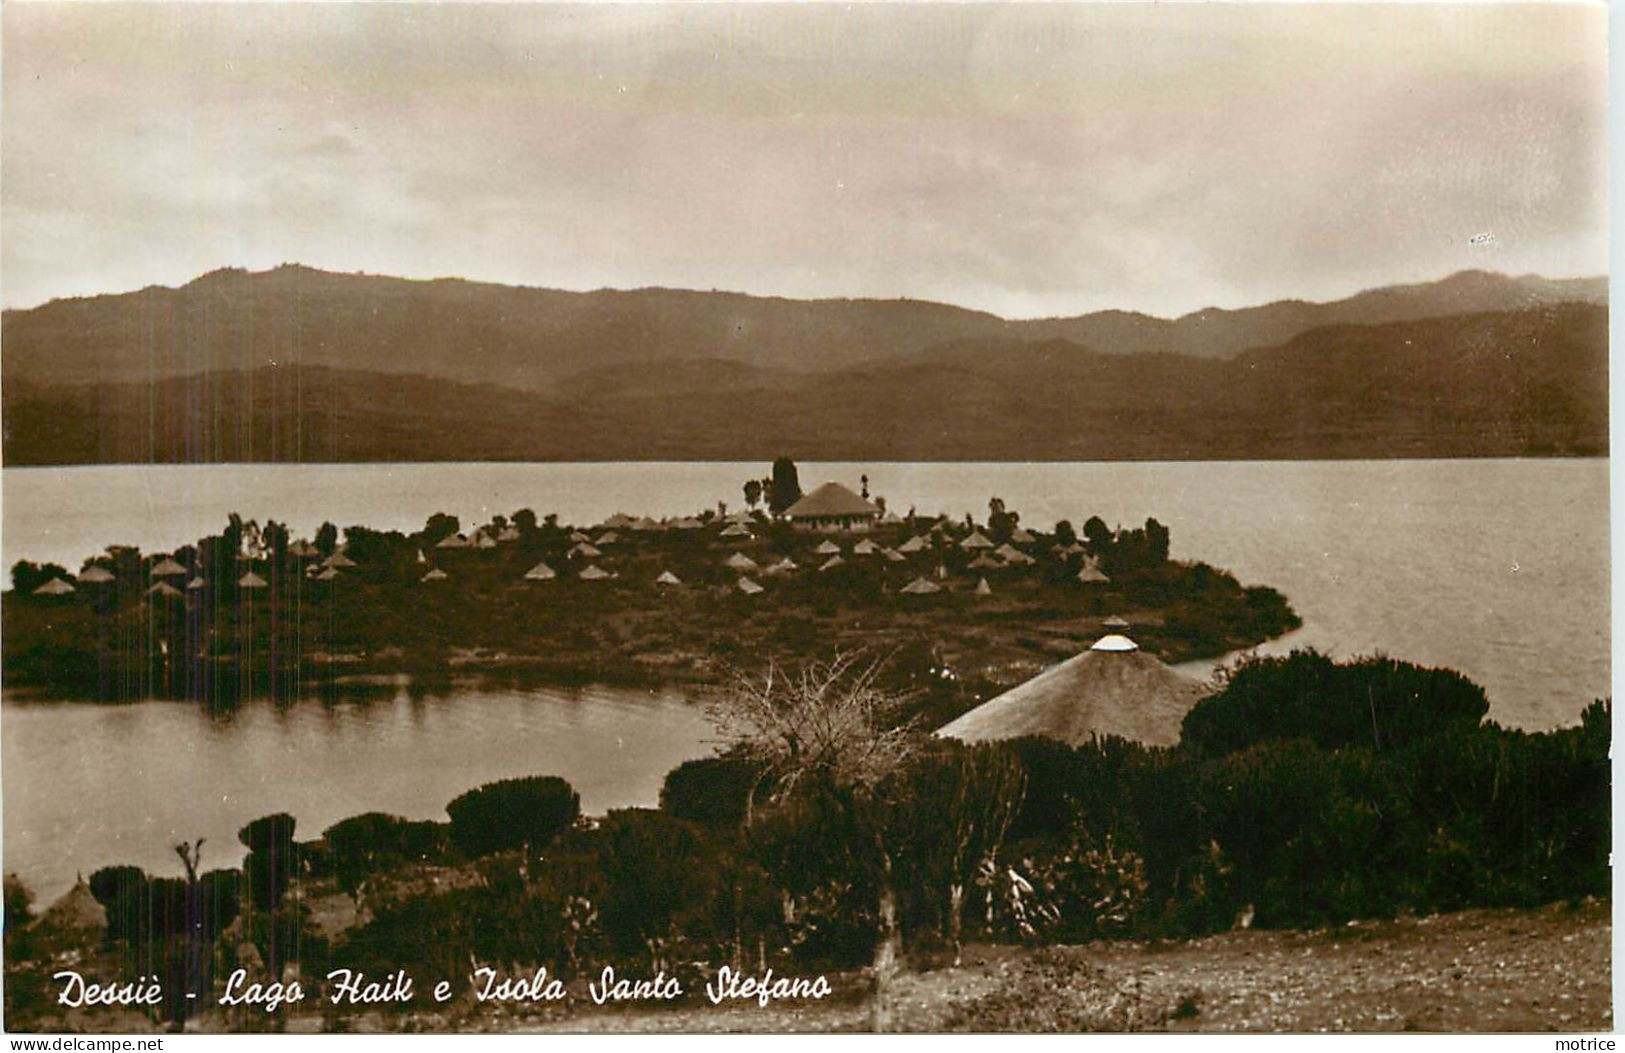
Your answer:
935;632;1209;748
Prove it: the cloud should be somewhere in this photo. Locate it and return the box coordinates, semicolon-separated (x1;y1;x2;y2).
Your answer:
2;2;1607;317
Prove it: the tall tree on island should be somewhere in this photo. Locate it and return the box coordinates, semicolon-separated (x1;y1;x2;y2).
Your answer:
768;457;803;517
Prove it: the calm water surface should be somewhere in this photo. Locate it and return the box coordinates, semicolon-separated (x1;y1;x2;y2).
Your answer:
1;459;1609;901
2;681;714;903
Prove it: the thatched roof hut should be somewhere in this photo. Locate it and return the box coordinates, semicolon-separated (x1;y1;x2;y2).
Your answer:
936;633;1207;748
146;581;184;600
1077;561;1111;584
150;557;188;578
960;531;993;550
763;557;798;576
819;555;845;572
1010;527;1036;545
737;576;764;595
436;534;469;549
596;531;621;546
524;562;557;581
186;576;207;591
78;566;115;584
569;542;602;559
719;524;753;540
315;567;341;581
852;539;880;556
238;571;268;589
37;876;106;936
33;577;75;596
579;564;611;580
422;568;449;582
900;576;941;595
656;570;682;586
813;540;842;556
725;552;760;572
898;535;929;554
974;577;992;596
783;482;880;530
324;551;358;569
995;543;1035;566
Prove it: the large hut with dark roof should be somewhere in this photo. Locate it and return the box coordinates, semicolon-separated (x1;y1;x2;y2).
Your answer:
935;631;1210;748
782;482;880;532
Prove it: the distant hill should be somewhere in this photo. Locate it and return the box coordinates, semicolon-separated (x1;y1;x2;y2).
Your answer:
1;265;1606;397
5;304;1605;464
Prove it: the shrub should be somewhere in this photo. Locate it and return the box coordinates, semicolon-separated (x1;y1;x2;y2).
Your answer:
446;775;580;858
1181;650;1489;757
660;755;765;830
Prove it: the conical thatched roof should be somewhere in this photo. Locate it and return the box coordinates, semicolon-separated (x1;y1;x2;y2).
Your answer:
995;543;1035;565
315;567;341;581
763;557;798;575
737;576;764;595
719;524;753;539
146;581;184;599
898;535;928;553
852;539;880;556
784;482;878;519
324;551;358;568
472;533;498;549
38;877;106;934
936;635;1208;748
604;514;635;529
569;531;592;543
497;527;521;542
436;534;469;549
725;552;760;572
974;577;992;596
960;531;993;550
78;566;115;584
819;555;845;572
596;531;621;545
186;576;207;591
238;571;268;589
524;561;557;581
150;557;187;577
422;568;449;582
813;540;842;556
968;554;1002;570
1077;562;1111;584
882;547;906;562
33;577;75;596
674;517;704;530
656;570;682;586
900;576;940;595
579;564;611;580
570;542;602;559
1010;527;1036;545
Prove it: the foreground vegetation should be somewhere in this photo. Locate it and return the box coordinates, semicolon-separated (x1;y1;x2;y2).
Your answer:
5;651;1608;1033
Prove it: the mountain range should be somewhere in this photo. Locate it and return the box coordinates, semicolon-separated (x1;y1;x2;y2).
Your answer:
1;267;1607;463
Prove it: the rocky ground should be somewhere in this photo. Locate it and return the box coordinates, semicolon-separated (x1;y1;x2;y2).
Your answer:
489;899;1611;1033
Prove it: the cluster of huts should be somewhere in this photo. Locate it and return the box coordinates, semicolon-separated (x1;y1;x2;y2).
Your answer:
28;481;1113;606
406;481;1114;599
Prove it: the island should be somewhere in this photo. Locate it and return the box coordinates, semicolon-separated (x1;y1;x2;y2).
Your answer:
2;470;1299;728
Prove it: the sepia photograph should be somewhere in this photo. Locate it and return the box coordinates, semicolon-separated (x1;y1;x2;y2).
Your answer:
0;0;1611;1037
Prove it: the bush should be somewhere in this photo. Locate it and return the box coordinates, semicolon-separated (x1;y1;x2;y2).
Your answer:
446;775;580;858
1181;650;1489;757
660;755;765;830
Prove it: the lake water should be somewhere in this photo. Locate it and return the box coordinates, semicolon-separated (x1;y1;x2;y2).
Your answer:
2;681;715;904
1;459;1610;902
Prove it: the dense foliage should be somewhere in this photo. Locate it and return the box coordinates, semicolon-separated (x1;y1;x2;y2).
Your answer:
7;651;1608;1031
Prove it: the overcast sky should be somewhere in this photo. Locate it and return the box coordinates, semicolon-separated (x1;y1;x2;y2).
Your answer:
2;2;1607;318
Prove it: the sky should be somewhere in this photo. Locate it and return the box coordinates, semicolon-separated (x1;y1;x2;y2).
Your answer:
1;2;1609;318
